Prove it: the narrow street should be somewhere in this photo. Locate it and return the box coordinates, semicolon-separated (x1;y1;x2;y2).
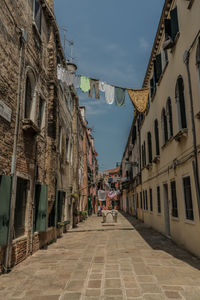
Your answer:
1;213;200;300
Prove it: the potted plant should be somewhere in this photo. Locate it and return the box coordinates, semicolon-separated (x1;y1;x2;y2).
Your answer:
108;205;113;210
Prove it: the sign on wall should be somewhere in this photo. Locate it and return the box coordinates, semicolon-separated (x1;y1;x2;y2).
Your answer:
0;100;12;123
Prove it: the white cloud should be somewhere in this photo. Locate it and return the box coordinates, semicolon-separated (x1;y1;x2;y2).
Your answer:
139;37;150;52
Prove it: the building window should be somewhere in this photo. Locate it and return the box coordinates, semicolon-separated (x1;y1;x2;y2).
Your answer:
38;97;45;128
163;6;179;50
142;141;146;168
149;188;153;212
145;190;148;210
183;176;194;220
155;53;162;82
147;132;152;164
175;76;187;130
143;190;145;210
14;178;28;238
161;108;168;144
57;191;65;224
132;125;137;145
166;97;173;138
33;0;42;34
154;119;160;156
170;181;178;217
66;137;69;160
140;192;143;209
157;186;161;213
24;76;33;119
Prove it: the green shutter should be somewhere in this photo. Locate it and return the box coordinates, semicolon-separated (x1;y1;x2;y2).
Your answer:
156;54;162;82
164;18;172;38
170;7;179;40
0;175;12;245
35;184;48;232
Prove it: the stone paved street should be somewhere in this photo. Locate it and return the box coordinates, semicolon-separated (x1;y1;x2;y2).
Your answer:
1;213;200;300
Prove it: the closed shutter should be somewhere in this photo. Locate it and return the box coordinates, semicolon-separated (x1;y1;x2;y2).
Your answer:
132;126;137;145
164;18;172;38
35;184;48;232
35;0;41;33
0;176;12;245
150;77;154;98
156;54;162;82
178;77;187;129
170;7;179;40
196;37;200;65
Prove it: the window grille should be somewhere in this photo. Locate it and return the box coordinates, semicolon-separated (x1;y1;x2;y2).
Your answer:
170;181;178;217
154;119;160;155
175;76;187;130
183;177;194;220
157;186;161;213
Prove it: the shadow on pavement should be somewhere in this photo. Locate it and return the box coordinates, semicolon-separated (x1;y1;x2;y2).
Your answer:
120;210;200;271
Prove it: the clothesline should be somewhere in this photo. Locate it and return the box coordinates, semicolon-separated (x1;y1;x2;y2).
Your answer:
57;65;149;113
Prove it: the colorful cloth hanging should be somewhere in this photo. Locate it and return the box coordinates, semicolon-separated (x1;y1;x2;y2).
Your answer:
99;81;106;92
115;87;126;106
73;75;81;89
89;79;100;99
98;190;106;201
128;88;149;112
80;76;90;92
108;191;117;199
104;83;114;105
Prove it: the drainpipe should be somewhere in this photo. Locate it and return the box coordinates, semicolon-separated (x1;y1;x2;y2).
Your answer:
4;29;26;273
184;49;200;216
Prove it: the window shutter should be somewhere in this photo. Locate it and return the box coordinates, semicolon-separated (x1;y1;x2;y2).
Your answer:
164;19;172;38
35;184;48;232
196;37;200;65
0;176;12;246
35;0;41;33
170;7;179;40
156;54;162;82
178;77;187;129
150;77;154;98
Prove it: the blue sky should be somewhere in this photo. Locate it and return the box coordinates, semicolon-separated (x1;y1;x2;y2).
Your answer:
54;0;164;171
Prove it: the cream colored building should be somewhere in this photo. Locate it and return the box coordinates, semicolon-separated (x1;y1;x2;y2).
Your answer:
139;0;200;257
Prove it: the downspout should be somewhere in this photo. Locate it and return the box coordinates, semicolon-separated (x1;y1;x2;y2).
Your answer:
4;29;26;273
184;49;200;216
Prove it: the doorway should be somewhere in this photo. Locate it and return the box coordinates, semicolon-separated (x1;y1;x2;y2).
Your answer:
163;183;170;236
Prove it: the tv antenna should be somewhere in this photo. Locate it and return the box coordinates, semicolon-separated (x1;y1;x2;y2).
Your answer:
59;26;74;62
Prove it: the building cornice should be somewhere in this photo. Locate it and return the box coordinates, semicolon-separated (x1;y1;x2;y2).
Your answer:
142;0;173;88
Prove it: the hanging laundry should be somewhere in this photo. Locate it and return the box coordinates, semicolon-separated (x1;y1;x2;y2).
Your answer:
80;76;90;92
89;79;100;99
99;81;106;93
115;87;126;107
108;191;117;199
98;190;106;201
104;83;114;105
73;75;81;89
128;88;149;113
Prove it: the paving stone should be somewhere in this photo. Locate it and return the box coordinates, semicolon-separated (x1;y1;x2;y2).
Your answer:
104;289;123;296
105;271;120;278
104;279;121;289
65;280;84;292
136;275;156;283
62;293;81;300
143;294;166;300
88;280;101;288
125;288;141;297
162;285;184;291
85;289;101;296
165;291;182;299
89;274;103;280
139;283;162;293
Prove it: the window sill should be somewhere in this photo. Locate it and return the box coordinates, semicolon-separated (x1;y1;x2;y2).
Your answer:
174;128;188;142
157;213;162;216
22;119;41;135
146;163;153;170
184;219;195;225
171;216;179;222
13;235;27;244
153;155;160;164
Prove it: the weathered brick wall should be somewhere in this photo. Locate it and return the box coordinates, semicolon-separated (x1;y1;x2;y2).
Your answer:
0;0;62;272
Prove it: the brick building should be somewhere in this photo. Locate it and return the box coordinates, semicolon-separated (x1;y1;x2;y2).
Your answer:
0;0;83;273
